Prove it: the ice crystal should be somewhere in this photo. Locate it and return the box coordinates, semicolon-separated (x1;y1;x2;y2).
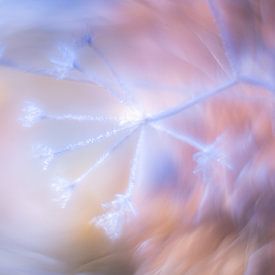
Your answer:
51;177;76;208
20;102;45;128
193;134;233;176
50;45;79;79
92;194;136;240
32;144;54;171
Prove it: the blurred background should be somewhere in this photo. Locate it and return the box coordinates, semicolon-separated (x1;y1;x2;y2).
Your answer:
1;0;275;274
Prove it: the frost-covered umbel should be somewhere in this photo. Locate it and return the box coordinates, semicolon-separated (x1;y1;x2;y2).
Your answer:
1;0;275;274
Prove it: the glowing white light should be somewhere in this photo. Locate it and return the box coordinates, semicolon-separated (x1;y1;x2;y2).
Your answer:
119;107;146;126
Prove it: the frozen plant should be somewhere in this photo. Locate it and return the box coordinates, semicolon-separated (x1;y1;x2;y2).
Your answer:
1;1;275;273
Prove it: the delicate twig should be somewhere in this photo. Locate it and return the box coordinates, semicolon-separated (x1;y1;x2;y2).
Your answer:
152;124;205;150
34;123;138;170
74;126;140;184
148;79;237;123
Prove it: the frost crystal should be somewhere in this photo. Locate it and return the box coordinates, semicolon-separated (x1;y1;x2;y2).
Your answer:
20;102;44;128
51;177;76;208
92;194;136;240
50;45;79;79
193;135;232;177
32;144;54;171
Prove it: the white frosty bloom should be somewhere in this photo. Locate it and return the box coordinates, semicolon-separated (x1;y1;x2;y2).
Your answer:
93;211;124;240
51;177;76;208
20;102;44;128
92;194;136;239
32;144;54;170
193;134;232;176
50;45;78;79
119;108;145;126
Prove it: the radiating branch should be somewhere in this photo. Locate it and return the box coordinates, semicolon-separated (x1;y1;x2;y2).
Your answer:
37;124;138;170
148;79;237;123
74;126;139;184
152;124;205;150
